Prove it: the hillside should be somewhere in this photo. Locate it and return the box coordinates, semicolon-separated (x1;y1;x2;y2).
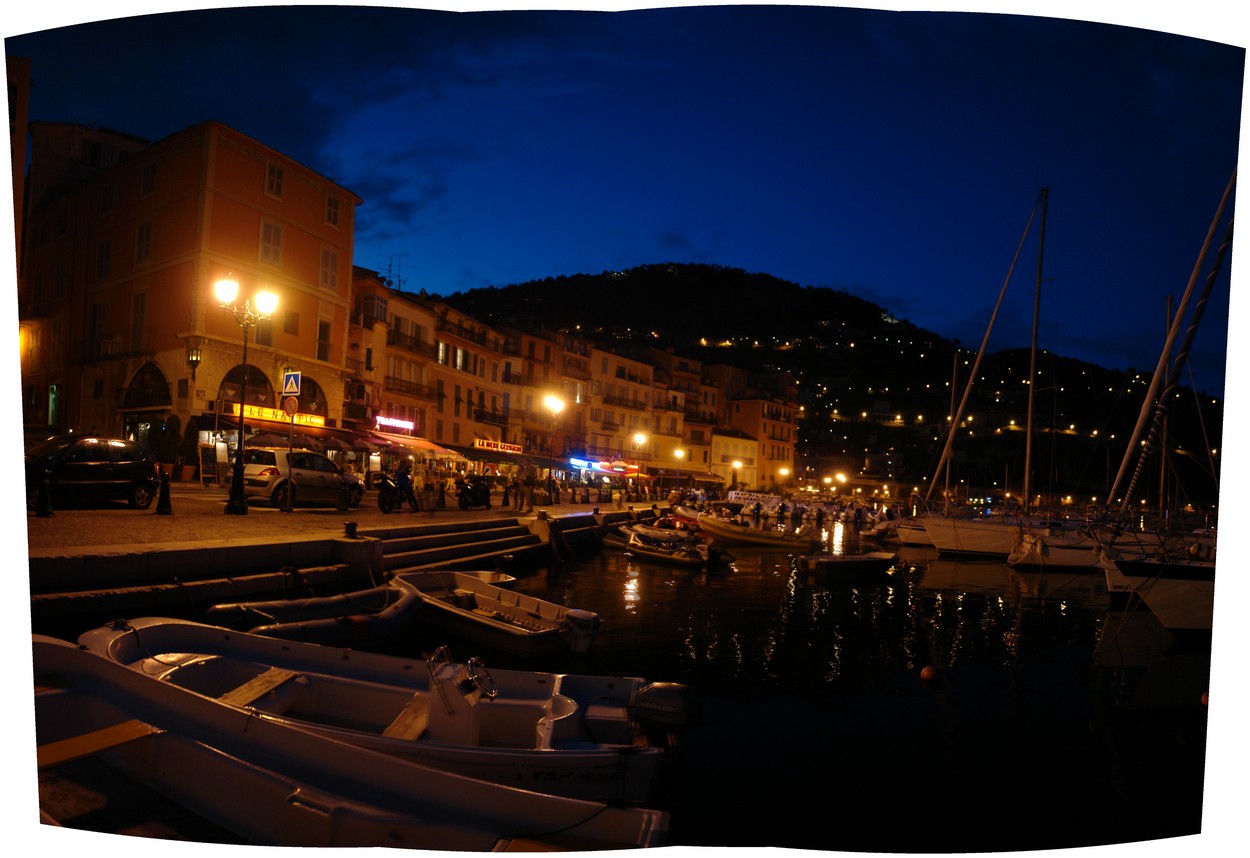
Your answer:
442;263;1222;506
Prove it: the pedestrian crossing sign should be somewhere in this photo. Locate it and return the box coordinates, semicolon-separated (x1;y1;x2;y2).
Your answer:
283;371;301;396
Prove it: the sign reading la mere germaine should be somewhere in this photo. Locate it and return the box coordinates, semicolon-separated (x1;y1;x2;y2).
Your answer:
473;438;524;455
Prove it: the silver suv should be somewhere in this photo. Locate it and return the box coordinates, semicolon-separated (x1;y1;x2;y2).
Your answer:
242;447;363;509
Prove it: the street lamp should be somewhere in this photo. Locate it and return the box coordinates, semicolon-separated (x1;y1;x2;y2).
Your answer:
673;447;685;491
214;276;278;515
633;432;647;492
544;394;565;502
732;459;742;491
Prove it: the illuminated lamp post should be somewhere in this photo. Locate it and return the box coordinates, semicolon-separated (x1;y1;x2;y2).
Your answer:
544;394;565;502
732;460;742;491
214;276;278;515
673;447;685;491
633;432;647;497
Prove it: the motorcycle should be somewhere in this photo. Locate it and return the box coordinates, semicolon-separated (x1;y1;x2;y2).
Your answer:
456;474;492;510
376;470;418;513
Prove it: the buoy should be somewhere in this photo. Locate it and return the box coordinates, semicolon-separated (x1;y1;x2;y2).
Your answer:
919;665;938;681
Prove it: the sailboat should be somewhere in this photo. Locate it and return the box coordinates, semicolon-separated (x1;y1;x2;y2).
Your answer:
1084;170;1233;638
920;188;1078;559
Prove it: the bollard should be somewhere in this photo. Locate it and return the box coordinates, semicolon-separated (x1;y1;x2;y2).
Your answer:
344;521;358;538
337;476;349;511
36;470;54;518
155;471;172;515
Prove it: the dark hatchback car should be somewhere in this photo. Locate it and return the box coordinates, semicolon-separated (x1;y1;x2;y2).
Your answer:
25;435;161;510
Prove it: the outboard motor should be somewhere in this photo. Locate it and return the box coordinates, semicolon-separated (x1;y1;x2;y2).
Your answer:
559;608;603;653
630;681;694;732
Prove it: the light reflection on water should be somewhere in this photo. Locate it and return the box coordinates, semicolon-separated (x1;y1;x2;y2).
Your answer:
444;539;1207;850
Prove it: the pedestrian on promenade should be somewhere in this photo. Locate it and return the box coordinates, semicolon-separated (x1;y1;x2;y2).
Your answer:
521;463;537;513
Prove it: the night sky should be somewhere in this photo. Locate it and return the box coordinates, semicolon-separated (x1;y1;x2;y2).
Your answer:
3;2;1243;397
4;4;1247;853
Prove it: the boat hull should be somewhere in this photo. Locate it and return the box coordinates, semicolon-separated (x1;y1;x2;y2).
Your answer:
75;617;684;805
34;634;670;848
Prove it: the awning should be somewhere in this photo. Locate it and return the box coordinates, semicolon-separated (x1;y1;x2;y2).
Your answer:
369;431;466;461
443;443;531;467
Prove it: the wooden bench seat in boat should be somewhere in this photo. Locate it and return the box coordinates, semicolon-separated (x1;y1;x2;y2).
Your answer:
35;672;167;768
217;667;300;707
37;717;164;768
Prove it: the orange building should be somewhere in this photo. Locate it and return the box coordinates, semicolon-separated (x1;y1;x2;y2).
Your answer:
18;121;360;457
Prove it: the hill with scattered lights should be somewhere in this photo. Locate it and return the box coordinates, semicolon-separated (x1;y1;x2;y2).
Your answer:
444;263;1222;508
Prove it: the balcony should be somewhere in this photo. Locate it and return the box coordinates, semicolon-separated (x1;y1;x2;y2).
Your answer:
473;407;509;428
386;329;438;358
341;401;370;422
384;375;439;401
75;328;155;364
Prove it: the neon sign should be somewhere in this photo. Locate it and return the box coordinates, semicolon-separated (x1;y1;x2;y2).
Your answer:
230;403;325;427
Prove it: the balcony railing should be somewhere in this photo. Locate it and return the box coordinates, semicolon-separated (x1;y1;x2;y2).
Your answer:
386;329;438;358
473;407;509;428
75;328;155;363
384;375;439;401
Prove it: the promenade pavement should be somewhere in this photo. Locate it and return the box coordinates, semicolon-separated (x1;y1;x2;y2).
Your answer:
23;481;624;555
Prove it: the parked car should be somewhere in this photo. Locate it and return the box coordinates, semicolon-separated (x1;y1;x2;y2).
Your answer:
242;447;363;509
25;434;160;510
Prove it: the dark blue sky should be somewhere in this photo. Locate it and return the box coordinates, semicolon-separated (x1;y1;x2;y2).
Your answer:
4;3;1243;397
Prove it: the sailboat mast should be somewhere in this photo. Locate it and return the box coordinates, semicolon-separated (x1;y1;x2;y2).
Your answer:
1023;187;1048;516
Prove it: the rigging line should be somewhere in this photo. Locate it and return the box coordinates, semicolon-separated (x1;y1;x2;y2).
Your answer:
1023;186;1049;516
925;193;1042;504
1109;167;1236;511
1117;214;1233;515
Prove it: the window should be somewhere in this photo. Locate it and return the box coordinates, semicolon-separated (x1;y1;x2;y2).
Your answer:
53;260;67;300
317;320;332;362
320;247;338;290
325;196;340;226
283;311;299;336
96;241;111;280
266;163;284;198
255;319;275;347
140;163;155;196
135;220;152;263
261;220;283;265
100;183;114;214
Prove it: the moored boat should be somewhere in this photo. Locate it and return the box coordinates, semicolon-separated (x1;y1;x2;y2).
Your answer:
200;570;516;646
791;550;900;586
34;633;671;848
394;569;603;656
624;531;731;569
695;512;821;549
75;616;691;806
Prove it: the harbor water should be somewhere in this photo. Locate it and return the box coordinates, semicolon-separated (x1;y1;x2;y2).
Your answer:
451;521;1213;853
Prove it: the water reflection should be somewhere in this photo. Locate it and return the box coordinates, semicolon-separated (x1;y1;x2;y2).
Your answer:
509;538;1207;850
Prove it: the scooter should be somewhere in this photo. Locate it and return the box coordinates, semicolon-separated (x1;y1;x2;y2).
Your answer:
376;470;418;513
456;474;492;510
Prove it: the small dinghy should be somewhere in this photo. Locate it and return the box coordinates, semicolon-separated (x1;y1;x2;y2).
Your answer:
35;632;672;847
74;616;692;806
201;570;516;647
394;570;603;656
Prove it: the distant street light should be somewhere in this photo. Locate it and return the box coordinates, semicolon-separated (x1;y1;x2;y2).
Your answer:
732;459;742;491
214;276;278;515
544;394;565;501
633;432;647;489
674;447;685;491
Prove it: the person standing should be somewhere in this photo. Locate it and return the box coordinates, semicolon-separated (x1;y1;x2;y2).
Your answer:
521;463;537;513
